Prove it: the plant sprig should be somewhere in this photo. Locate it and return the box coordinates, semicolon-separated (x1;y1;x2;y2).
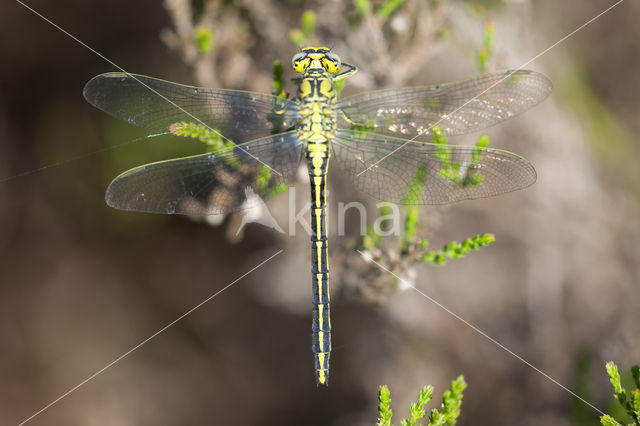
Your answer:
601;361;640;426
378;376;467;426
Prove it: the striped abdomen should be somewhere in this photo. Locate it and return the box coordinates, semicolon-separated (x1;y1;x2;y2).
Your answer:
307;140;331;385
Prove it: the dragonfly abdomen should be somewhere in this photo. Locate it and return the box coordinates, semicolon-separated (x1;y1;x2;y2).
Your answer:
305;137;332;387
307;142;331;385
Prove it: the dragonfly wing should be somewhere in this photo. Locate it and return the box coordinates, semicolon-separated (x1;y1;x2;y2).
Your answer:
106;131;303;215
332;130;536;205
337;70;552;140
84;73;298;144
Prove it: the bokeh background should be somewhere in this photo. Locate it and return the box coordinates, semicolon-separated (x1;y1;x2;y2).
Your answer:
1;0;639;425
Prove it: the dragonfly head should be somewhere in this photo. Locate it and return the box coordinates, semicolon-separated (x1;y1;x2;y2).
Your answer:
292;46;342;74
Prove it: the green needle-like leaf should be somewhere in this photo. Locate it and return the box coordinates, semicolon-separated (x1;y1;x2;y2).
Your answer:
441;375;467;425
401;385;433;426
378;385;393;426
600;415;623;426
607;361;627;406
428;408;448;426
422;234;495;266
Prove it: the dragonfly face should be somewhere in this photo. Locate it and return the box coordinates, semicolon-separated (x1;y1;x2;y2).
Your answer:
291;46;342;74
83;47;552;386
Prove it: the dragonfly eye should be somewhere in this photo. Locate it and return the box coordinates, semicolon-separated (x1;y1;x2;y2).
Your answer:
323;52;342;73
291;52;309;73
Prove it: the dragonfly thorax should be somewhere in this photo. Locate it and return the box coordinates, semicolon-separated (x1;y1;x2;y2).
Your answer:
295;68;338;143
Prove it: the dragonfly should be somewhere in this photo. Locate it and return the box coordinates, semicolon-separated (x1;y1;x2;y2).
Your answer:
83;46;552;386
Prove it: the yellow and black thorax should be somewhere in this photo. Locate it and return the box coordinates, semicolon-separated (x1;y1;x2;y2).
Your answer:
293;46;341;147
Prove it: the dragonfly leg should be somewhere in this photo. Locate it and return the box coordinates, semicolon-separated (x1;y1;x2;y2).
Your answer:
339;109;366;128
334;62;358;81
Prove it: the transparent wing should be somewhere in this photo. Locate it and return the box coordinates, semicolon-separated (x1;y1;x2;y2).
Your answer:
332;130;536;205
337;70;552;141
106;131;303;215
84;73;298;144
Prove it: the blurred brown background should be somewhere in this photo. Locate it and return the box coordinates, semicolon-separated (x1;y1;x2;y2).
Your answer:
1;0;639;425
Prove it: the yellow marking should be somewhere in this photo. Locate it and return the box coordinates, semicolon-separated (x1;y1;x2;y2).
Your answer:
318;306;324;343
317;351;327;384
314;186;320;207
293;58;310;73
313;176;322;206
317;274;323;301
320;78;333;95
317;373;326;385
309;134;326;142
312;156;323;169
309;59;323;69
299;79;312;98
321;58;339;73
315;209;321;238
307;144;328;152
316;241;322;271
